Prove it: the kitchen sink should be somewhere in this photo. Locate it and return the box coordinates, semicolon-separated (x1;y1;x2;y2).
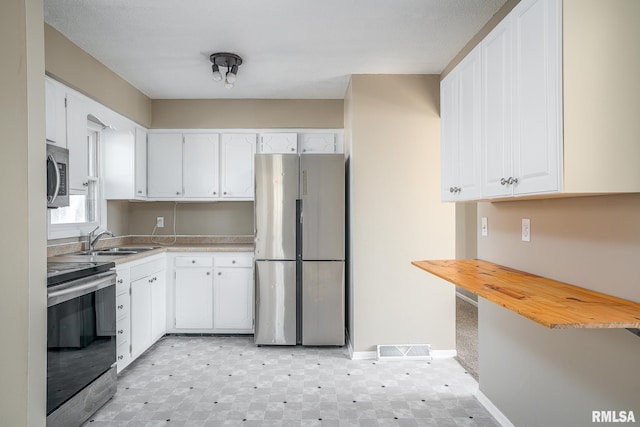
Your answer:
75;246;160;256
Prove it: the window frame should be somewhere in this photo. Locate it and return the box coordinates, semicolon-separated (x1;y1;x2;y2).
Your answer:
47;121;107;240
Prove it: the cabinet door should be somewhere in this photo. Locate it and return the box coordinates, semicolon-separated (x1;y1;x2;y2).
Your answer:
213;267;253;331
300;133;336;153
134;128;147;198
66;92;89;194
482;18;513;198
456;46;482;200
259;133;297;153
175;267;213;329
150;271;166;341
183;134;220;198
147;133;183;198
440;72;459;202
130;276;152;358
45;78;66;147
220;134;256;199
103;127;135;199
511;0;561;195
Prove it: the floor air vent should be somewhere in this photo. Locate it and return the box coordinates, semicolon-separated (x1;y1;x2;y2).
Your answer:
377;344;432;361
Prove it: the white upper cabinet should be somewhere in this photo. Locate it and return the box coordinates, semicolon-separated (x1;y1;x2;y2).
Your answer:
442;0;563;201
147;133;184;198
259;133;297;153
300;133;337;153
481;0;561;198
220;133;256;199
103;125;147;200
134;128;147;198
45;77;67;147
510;0;560;196
481;15;513;198
440;45;482;201
65;91;90;194
183;134;220;198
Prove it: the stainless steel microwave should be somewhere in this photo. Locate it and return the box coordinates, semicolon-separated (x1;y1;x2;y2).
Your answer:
47;143;69;209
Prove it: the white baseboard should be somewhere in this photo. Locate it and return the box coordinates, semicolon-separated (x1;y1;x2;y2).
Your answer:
456;291;478;307
351;350;377;360
475;390;514;427
431;349;457;358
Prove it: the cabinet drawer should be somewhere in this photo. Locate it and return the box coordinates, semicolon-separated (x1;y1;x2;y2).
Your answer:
116;293;130;321
175;256;213;268
215;254;253;268
116;268;130;295
131;258;165;280
116;318;129;345
116;341;130;365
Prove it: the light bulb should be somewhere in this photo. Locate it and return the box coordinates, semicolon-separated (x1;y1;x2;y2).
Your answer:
211;64;222;82
224;81;234;89
226;64;238;83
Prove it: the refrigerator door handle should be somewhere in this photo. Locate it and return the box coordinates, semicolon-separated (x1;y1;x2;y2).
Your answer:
301;169;308;196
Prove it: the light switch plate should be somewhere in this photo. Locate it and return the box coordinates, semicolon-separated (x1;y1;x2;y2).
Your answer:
156;216;164;228
522;218;530;242
481;217;488;237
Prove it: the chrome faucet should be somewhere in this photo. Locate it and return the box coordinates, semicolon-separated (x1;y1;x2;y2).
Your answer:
89;226;115;251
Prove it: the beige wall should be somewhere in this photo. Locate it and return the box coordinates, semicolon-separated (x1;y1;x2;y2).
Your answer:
441;0;520;79
151;99;343;129
347;75;456;353
44;24;152;127
111;201;254;236
477;194;640;426
0;0;47;424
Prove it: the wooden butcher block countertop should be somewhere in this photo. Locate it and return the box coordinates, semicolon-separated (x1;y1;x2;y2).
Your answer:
412;259;640;329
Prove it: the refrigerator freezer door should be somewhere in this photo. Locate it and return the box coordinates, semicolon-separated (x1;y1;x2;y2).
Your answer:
255;261;297;345
300;154;345;260
254;154;299;260
302;261;345;346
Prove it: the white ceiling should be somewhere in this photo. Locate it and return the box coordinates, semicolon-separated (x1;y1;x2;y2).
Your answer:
44;0;506;100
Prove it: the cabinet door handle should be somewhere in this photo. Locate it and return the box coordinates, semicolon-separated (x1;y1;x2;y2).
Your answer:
206;272;211;276
118;329;124;334
500;178;507;186
117;279;123;284
218;272;222;276
176;191;181;195
192;260;196;264
232;260;236;264
118;355;124;361
449;187;455;193
118;305;124;309
83;182;89;187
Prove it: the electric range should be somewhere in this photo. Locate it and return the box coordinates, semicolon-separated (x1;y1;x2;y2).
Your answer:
47;260;115;287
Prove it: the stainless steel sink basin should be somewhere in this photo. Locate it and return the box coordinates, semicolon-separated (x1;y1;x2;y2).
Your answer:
75;246;160;256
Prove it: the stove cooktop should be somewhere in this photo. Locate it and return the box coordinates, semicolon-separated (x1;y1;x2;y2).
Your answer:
47;261;115;287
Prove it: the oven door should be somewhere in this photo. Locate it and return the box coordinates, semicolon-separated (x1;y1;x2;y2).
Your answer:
47;271;116;415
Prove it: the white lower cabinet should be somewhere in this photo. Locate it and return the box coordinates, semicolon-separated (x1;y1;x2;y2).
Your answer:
213;254;254;331
174;256;214;329
169;252;254;334
116;254;166;373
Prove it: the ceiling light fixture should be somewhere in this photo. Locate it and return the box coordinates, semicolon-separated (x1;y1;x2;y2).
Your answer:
210;53;243;89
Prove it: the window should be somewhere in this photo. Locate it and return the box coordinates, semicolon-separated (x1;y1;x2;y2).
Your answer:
48;122;104;240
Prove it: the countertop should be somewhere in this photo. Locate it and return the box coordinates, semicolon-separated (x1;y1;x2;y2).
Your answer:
48;235;254;265
412;259;640;329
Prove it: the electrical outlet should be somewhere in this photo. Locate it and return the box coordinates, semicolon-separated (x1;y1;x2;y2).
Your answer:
522;218;530;242
156;216;164;228
481;217;488;237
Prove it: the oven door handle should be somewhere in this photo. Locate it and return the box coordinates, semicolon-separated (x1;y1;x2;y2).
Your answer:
48;271;116;307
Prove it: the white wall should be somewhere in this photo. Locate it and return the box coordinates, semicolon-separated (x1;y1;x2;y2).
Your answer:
346;75;456;353
477;194;640;426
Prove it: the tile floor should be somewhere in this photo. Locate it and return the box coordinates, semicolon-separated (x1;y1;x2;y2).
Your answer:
83;336;499;427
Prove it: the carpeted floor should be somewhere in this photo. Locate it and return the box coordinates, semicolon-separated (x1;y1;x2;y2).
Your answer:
456;296;479;382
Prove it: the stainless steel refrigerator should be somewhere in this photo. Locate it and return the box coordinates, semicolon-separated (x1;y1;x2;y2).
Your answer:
254;153;345;346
